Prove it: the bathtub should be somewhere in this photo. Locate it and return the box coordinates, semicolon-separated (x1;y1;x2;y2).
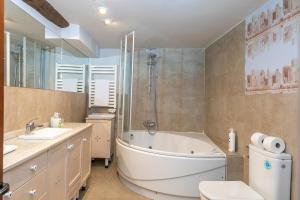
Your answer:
116;131;226;200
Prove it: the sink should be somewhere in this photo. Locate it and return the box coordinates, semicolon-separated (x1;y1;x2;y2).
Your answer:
18;128;72;140
4;144;17;155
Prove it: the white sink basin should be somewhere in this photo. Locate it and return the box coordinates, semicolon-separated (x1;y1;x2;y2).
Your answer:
19;128;72;140
4;144;17;155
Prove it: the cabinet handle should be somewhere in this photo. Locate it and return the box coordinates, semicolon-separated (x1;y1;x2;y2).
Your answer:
67;144;74;150
82;138;87;142
29;189;37;196
30;164;38;172
3;191;12;198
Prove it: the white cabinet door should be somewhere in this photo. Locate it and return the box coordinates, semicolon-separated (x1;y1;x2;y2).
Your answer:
81;129;92;184
66;135;82;195
48;142;67;200
91;121;111;158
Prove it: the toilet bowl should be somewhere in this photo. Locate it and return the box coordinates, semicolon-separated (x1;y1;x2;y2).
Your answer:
199;144;292;200
199;181;263;200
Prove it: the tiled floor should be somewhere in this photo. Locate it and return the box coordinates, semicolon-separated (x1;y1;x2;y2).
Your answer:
80;160;149;200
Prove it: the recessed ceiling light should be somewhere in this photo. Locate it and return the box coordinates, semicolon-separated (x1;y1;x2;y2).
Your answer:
98;7;107;15
104;19;112;25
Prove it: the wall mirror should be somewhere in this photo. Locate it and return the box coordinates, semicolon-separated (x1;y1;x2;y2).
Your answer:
4;0;88;92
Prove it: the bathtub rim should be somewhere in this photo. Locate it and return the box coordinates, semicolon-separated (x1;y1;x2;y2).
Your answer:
117;131;226;158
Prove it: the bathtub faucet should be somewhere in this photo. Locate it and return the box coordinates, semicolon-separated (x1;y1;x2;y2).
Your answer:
143;120;157;135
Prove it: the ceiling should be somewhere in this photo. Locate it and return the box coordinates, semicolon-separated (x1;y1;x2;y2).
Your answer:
5;0;87;57
5;0;46;42
47;0;267;48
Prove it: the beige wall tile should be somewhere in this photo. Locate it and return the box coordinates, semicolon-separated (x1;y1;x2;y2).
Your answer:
4;87;87;133
205;22;299;200
227;154;244;181
131;48;205;132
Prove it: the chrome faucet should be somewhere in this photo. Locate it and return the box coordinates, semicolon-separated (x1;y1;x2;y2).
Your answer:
25;119;39;135
143;120;157;135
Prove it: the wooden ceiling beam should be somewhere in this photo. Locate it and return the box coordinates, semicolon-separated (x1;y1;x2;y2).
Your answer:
23;0;69;28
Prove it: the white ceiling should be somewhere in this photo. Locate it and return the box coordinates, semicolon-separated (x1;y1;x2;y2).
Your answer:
5;0;87;57
47;0;267;48
5;0;46;42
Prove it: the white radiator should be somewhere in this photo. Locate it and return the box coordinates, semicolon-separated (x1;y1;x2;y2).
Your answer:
89;65;117;108
55;63;86;93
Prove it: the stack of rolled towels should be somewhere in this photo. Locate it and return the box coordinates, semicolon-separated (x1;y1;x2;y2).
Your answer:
251;132;286;154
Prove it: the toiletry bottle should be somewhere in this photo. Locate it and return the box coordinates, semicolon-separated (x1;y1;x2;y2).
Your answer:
51;112;61;128
50;113;57;128
228;128;236;152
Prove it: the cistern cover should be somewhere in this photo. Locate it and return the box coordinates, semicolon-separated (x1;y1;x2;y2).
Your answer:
199;181;264;200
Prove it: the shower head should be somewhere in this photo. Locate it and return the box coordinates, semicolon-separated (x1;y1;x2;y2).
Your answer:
148;52;157;58
147;50;160;66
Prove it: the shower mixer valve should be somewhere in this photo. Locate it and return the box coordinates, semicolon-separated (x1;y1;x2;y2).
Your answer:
143;120;157;135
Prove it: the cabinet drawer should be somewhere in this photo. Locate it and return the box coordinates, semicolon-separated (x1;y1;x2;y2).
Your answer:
4;169;47;200
4;152;48;191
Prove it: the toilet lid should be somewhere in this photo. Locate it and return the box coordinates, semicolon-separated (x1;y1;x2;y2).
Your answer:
199;181;264;200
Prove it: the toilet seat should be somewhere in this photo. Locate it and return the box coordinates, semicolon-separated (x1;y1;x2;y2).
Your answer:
199;181;264;200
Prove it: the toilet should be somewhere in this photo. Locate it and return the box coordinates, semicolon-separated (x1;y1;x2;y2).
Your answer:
199;144;292;200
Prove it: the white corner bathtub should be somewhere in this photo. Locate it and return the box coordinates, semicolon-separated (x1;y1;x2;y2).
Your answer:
116;131;226;200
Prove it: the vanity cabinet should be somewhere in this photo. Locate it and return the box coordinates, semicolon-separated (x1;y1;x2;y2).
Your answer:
86;118;115;167
3;126;92;200
48;142;67;200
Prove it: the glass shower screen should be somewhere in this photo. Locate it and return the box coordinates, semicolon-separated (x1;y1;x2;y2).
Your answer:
117;31;135;139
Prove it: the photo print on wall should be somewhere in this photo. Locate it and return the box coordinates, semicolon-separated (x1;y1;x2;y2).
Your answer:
245;0;300;94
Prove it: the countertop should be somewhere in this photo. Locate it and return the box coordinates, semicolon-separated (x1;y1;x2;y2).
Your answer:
3;123;92;172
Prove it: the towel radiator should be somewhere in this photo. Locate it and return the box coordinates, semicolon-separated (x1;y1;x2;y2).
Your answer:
88;65;117;108
55;63;86;93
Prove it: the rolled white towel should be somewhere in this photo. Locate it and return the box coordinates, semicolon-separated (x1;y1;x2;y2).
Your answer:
263;136;285;154
251;132;267;149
